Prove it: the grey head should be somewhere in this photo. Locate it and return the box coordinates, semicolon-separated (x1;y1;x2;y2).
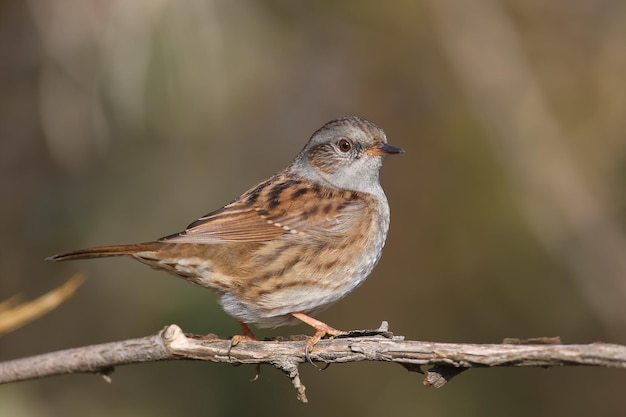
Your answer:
290;116;404;194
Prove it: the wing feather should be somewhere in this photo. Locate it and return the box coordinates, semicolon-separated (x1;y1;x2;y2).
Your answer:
159;172;369;244
160;203;285;243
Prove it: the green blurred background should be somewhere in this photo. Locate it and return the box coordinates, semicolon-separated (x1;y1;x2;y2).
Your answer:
2;0;626;415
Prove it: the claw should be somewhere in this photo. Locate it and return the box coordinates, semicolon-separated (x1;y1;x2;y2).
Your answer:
227;322;261;380
227;322;257;358
291;312;346;365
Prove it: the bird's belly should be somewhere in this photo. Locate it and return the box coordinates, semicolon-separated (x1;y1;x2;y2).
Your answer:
219;230;387;327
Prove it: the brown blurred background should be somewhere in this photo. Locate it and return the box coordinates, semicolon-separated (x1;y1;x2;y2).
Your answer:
2;0;626;415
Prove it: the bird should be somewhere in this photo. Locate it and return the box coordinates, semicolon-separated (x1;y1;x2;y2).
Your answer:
48;115;403;351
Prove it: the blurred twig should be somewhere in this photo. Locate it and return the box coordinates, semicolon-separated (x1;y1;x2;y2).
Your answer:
0;322;624;403
0;275;84;336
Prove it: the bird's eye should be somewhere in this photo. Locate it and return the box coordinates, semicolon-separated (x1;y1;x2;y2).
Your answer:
338;139;352;152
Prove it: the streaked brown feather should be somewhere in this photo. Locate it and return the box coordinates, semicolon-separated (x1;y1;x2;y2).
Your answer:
160;170;366;245
47;242;163;261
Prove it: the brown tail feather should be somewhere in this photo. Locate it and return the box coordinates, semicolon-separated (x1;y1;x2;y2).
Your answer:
47;243;162;262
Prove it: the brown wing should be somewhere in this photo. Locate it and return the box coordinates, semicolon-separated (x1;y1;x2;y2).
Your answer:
160;202;286;243
160;171;368;244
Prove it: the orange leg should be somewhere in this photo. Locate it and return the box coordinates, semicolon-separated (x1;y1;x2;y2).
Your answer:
291;312;346;355
240;322;257;339
229;322;261;380
230;321;257;347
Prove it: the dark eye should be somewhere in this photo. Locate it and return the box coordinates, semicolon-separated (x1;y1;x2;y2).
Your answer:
338;138;352;152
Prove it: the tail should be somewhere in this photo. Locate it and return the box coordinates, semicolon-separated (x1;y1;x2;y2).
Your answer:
47;243;162;262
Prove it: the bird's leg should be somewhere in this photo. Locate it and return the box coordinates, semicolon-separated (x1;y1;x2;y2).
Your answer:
230;321;257;347
240;322;257;339
229;322;257;356
228;322;261;380
291;312;347;361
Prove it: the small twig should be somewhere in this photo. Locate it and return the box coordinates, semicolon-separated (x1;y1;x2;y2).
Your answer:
0;275;84;336
1;322;625;403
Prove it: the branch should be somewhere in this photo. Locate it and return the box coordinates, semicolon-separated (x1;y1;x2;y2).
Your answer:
1;322;624;403
0;275;84;336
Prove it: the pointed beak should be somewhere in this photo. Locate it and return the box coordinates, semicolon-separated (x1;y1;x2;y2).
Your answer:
367;142;405;156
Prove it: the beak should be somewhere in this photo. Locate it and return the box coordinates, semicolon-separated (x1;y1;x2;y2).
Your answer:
367;142;405;156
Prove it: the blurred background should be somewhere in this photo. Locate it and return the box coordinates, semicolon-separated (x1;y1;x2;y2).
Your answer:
1;0;626;415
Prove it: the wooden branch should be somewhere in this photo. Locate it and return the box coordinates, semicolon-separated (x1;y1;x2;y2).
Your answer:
0;275;84;336
1;322;625;403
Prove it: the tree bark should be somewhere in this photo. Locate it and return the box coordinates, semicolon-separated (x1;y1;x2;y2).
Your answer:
1;322;624;403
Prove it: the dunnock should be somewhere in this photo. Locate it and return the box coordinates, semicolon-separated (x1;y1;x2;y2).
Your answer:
49;116;403;350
